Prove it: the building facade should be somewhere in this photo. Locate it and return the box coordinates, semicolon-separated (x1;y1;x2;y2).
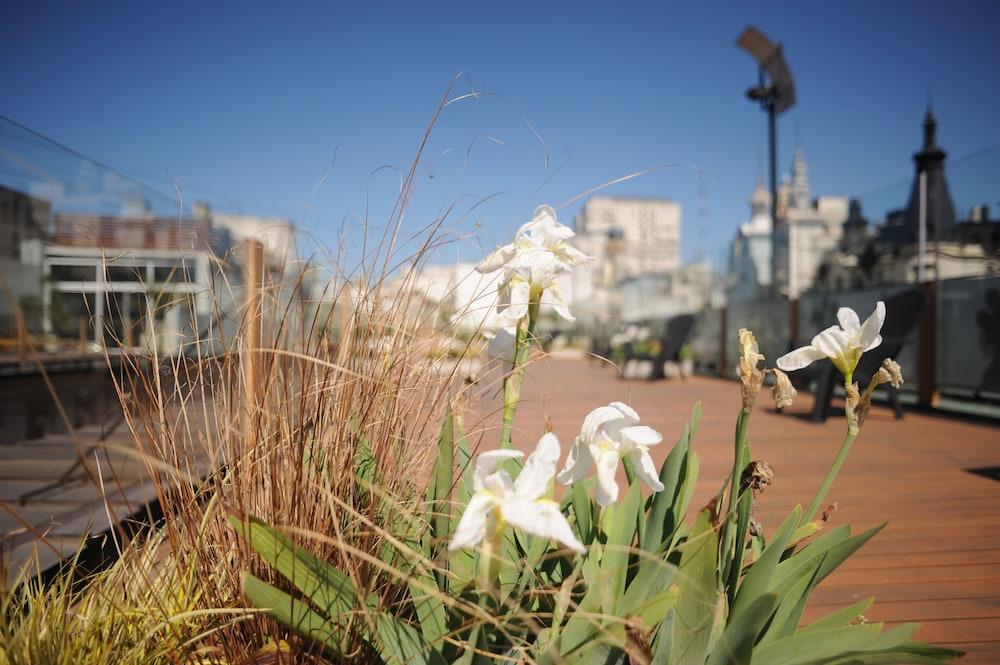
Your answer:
0;186;49;327
574;196;681;279
38;201;295;353
727;178;773;301
771;149;849;297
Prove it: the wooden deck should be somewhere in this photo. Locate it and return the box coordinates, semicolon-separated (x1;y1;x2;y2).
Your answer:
0;423;159;583
2;353;997;660
470;355;1000;663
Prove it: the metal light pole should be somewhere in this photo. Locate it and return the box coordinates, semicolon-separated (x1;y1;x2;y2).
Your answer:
737;27;797;338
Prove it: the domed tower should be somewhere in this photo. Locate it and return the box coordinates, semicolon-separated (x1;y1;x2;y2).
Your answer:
750;177;771;219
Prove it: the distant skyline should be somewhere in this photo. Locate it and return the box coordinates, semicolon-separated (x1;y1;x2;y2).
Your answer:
3;1;999;268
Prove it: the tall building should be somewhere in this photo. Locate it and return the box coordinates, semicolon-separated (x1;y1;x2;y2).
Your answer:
0;186;49;327
727;178;773;301
771;148;849;297
574;197;681;279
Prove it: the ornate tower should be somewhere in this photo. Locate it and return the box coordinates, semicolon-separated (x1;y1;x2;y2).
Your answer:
901;106;956;243
789;148;812;210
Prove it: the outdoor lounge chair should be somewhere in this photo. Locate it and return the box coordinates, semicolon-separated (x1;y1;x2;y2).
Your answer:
797;286;925;423
619;314;695;380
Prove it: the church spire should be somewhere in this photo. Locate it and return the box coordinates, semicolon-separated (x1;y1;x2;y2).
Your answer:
922;104;940;152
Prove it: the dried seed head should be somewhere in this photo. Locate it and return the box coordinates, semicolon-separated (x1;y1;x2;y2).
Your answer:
741;460;774;493
845;382;862;434
878;358;904;389
738;328;765;412
821;502;839;523
749;519;763;537
771;368;797;409
856;390;873;428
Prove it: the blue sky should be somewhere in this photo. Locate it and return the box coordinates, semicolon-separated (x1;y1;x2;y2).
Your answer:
2;1;999;268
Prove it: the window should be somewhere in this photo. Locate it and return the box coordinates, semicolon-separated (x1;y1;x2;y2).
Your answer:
106;265;145;282
153;261;196;283
50;264;95;282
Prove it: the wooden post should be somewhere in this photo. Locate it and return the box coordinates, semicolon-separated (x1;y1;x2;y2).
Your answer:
718;306;728;377
245;239;265;421
917;281;939;408
15;308;28;360
788;298;799;350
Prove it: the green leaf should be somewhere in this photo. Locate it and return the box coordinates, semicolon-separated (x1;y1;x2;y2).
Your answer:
706;593;778;665
230;516;360;623
770;525;849;594
454;411;473;507
375;612;447;665
426;408;456;551
651;598;675;665
572;481;595;544
730;506;801;618
750;623;883;665
407;566;448;650
242;573;346;656
802;598;874;633
559;582;606;657
670;507;721;665
819;654;962;665
604;481;642;615
642;422;691;552
689;401;702;437
762;556;824;645
353;420;378;498
672;453;700;547
768;523;886;643
859;623;918;652
619;552;678;617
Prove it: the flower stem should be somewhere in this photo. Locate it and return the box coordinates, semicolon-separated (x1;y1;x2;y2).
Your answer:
499;292;541;449
803;430;857;525
721;409;750;596
803;373;859;525
478;529;503;603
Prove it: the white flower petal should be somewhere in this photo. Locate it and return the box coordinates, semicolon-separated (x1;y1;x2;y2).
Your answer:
620;425;663;448
501;278;531;322
556;438;594;485
473;449;523;491
629;448;665;493
476;244;515;274
448;492;496;551
548;284;575;322
500;498;585;554
776;345;827;371
594;447;621;507
857;301;885;351
514;432;560;500
812;326;851;359
837;307;861;333
609;402;640;424
581;405;627;442
560;244;590;264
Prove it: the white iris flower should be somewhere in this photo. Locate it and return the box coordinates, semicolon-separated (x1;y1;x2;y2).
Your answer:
776;302;885;377
476;204;589;275
449;433;585;554
476;205;589;324
557;402;664;507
